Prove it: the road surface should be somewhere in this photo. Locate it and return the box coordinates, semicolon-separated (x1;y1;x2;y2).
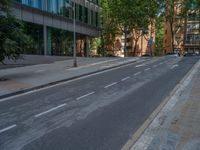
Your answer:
0;56;199;150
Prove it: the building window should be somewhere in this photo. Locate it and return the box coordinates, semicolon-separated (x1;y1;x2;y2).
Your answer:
84;7;88;24
47;0;58;14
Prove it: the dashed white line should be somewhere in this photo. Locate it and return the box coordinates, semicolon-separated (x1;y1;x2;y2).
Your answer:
134;72;142;76
153;65;158;68
0;124;17;134
34;103;66;118
104;82;118;89
35;70;45;73
159;62;163;65
145;68;151;71
171;64;179;69
121;76;130;81
135;64;145;68
76;92;95;100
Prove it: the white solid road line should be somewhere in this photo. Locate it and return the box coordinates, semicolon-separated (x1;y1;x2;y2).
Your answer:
145;68;151;71
171;64;179;69
0;124;17;134
121;76;130;81
76;92;95;100
134;72;142;76
104;82;118;89
34;103;66;118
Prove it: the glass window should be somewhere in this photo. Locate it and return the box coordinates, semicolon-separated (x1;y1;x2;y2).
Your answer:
84;7;88;24
91;10;94;25
47;0;58;14
32;0;42;9
58;0;64;15
79;5;83;22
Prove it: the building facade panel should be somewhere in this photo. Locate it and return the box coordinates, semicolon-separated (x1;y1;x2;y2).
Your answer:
11;0;101;56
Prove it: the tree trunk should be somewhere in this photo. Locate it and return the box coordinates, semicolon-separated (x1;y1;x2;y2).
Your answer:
124;31;127;57
133;39;138;56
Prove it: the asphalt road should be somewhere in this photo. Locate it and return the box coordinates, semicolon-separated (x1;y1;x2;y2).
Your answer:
0;56;199;150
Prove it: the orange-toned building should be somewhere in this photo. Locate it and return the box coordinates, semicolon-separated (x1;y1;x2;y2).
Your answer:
106;24;156;57
164;0;200;54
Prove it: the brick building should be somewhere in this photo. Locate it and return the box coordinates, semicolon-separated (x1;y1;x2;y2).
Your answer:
164;0;200;54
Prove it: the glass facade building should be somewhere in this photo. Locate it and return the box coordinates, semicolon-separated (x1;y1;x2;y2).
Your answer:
13;0;101;56
15;0;100;27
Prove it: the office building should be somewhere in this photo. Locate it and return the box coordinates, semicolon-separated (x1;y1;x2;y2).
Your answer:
12;0;101;56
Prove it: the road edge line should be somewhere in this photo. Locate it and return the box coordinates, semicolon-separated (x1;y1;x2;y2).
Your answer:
121;59;200;150
0;59;139;101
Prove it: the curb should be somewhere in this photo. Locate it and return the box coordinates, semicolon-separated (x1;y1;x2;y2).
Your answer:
0;59;138;101
121;59;200;150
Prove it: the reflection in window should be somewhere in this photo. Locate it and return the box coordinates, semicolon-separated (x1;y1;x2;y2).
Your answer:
47;0;58;14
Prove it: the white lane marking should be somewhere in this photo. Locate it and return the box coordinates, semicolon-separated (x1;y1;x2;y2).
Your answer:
76;92;95;100
134;72;142;76
135;64;145;68
171;64;179;69
34;103;66;118
121;76;130;81
104;82;118;89
35;70;45;73
129;60;200;150
145;68;151;71
159;62;163;65
153;65;158;68
137;60;146;63
0;58;140;103
0;124;17;134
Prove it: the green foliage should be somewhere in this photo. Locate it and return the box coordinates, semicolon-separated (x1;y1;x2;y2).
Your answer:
0;0;29;63
101;0;159;56
100;0;120;53
164;0;200;52
154;16;164;56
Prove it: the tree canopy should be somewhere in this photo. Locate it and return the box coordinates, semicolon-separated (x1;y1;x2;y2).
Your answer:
101;0;160;56
0;0;29;63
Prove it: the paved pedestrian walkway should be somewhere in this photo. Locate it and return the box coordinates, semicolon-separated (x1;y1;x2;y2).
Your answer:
131;60;200;150
0;56;139;99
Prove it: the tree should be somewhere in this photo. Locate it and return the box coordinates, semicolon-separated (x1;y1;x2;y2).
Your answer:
0;0;29;63
100;0;120;56
164;0;199;53
101;0;159;56
155;15;164;56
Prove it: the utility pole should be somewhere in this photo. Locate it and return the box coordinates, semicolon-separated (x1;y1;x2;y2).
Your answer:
73;0;77;67
66;0;77;67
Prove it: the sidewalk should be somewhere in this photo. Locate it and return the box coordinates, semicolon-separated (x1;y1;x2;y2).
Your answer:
131;60;200;150
0;56;139;99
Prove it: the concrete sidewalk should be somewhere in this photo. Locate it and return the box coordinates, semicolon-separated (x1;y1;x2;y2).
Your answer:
130;60;200;150
0;56;139;99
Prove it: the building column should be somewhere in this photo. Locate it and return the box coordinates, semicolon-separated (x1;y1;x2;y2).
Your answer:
43;25;52;56
43;25;47;56
86;36;90;57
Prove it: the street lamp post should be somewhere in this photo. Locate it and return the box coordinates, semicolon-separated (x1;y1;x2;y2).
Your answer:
66;0;77;67
73;1;77;67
